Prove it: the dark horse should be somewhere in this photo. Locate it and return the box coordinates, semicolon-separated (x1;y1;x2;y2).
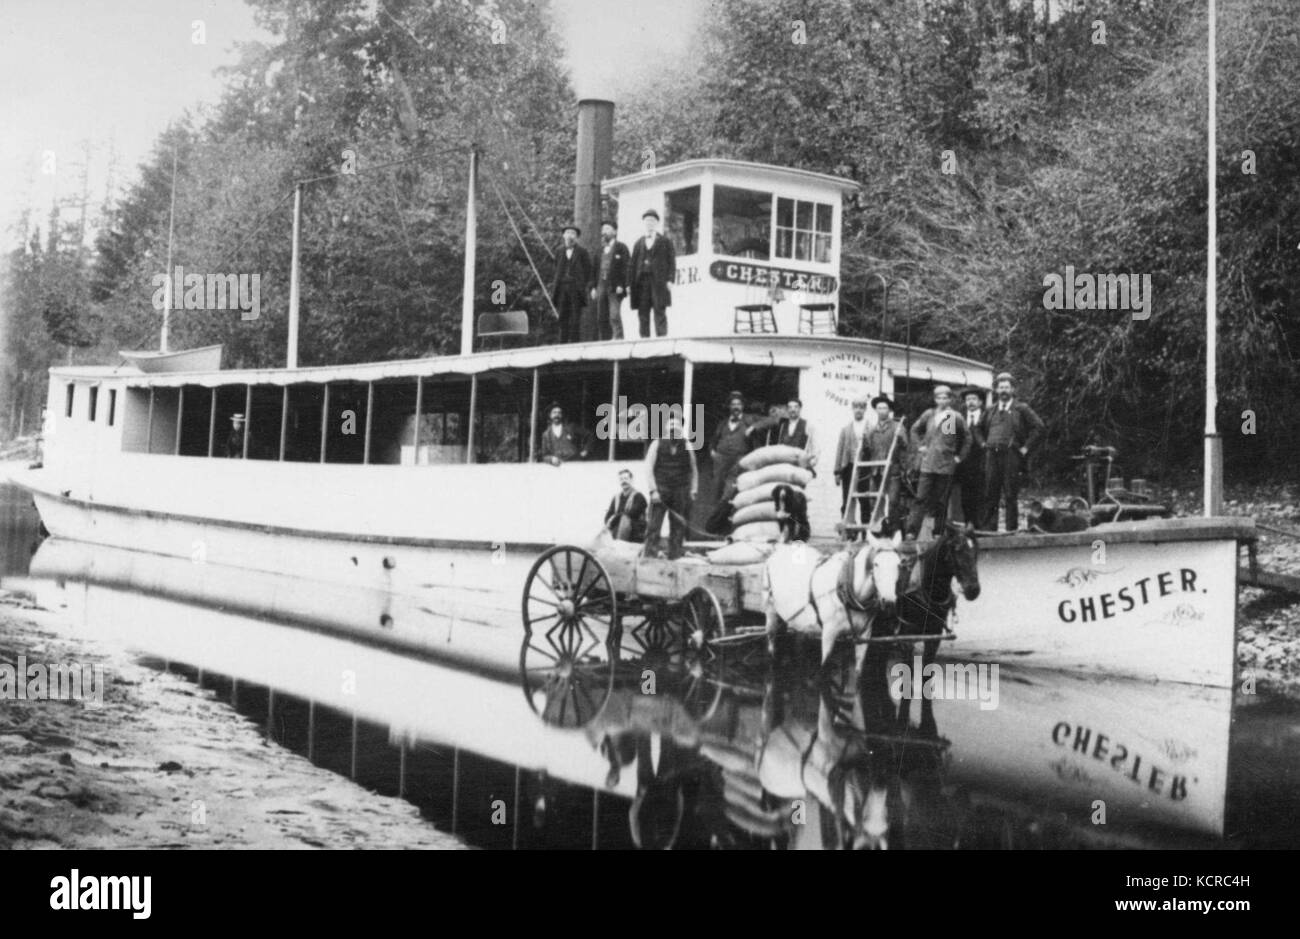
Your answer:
887;522;981;733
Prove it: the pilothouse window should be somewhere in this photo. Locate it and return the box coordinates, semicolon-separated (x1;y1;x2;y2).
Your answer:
775;197;832;263
665;186;699;256
712;186;771;260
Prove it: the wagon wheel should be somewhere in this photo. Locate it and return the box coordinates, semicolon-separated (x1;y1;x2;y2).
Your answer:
677;587;727;721
520;546;618;728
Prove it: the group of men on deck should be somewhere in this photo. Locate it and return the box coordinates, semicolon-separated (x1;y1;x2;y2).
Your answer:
833;372;1044;537
549;210;676;343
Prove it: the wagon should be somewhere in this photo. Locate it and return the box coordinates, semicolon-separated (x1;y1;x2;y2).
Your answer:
518;533;775;728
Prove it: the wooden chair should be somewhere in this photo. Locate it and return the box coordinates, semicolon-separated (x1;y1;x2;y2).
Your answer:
798;302;837;335
476;310;530;351
733;304;777;334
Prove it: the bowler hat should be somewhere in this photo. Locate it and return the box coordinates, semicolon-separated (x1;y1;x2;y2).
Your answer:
562;224;581;237
545;401;563;414
958;387;983;400
870;394;893;409
642;209;660;221
601;219;618;230
995;371;1015;384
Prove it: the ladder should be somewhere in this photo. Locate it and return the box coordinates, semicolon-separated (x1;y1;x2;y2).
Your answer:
842;423;902;535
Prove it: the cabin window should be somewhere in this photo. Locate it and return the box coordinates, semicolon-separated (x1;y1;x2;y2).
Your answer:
536;363;617;461
244;385;286;460
408;375;470;464
712;186;771;260
65;384;75;418
473;370;532;463
177;386;215;457
775;197;833;264
607;357;687;461
665;186;699;256
213;385;249;457
367;380;418;465
322;382;371;464
107;389;117;426
88;386;99;422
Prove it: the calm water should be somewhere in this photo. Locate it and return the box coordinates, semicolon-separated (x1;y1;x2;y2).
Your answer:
2;482;1298;849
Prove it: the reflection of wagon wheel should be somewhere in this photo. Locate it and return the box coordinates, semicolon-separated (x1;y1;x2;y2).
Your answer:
681;586;725;656
520;546;618;728
676;587;727;722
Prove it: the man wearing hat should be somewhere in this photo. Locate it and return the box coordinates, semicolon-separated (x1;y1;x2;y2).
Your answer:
538;402;590;465
224;413;246;459
628;209;676;338
592;220;631;340
834;396;871;521
708;391;762;507
956;387;988;526
549;224;594;343
981;372;1045;532
858;394;908;534
905;385;970;539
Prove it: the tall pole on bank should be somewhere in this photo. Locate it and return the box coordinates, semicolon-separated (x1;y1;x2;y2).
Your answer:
1204;0;1222;516
287;182;302;369
460;147;478;357
161;146;177;353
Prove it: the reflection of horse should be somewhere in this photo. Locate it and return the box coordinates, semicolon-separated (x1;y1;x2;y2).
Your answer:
764;533;903;663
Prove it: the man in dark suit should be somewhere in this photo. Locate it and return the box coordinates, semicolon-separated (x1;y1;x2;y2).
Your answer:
981;372;1046;532
957;387;987;526
550;224;593;344
905;385;970;539
629;209;676;338
604;469;648;541
592;220;631;340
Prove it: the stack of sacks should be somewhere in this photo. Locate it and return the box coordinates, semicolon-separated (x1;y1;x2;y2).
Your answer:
727;444;813;543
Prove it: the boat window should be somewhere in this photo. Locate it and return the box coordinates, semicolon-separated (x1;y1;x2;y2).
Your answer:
367;379;418;465
107;389;117;427
775;197;833;264
177;385;215;457
88;386;99;422
712;186;771;260
322;382;371;464
280;384;325;462
245;385;285;461
665;186;699;256
410;375;470;464
65;384;74;419
607;357;686;461
148;387;181;455
473;370;531;463
536;361;617;461
213;385;249;457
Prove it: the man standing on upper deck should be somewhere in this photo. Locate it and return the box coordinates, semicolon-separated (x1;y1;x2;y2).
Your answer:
550;224;594;344
905;385;970;540
708;391;761;505
771;398;818;470
981;372;1045;532
629;209;676;338
592;220;630;341
644;414;698;560
538;403;590;465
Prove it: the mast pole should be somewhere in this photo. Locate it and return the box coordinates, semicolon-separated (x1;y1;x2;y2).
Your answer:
460;147;478;357
1204;0;1222;516
161;146;177;353
288;182;303;369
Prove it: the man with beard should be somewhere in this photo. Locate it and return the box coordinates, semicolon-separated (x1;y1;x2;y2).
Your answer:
708;391;761;505
629;209;676;338
981;372;1045;532
538;402;590;465
604;468;648;542
549;224;593;343
592;220;630;340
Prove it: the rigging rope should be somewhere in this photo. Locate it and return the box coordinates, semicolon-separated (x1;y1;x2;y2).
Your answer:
484;167;559;322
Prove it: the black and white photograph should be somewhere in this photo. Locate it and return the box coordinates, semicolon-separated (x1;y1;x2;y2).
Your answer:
0;0;1295;900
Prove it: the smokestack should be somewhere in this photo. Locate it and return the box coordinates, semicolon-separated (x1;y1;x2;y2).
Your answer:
575;99;613;340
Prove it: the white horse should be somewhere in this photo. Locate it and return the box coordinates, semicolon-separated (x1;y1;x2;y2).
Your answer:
763;532;903;663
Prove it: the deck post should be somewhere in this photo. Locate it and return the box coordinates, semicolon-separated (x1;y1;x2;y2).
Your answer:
174;387;184;455
266;689;275;741
207;389;216;457
412;377;424;464
279;387;289;461
242;385;252;458
319;385;330;463
451;747;461;833
528;368;539;463
608;361;620;461
512;765;521;850
231;677;239;709
307;701;316;762
350;711;358;780
466;375;478;464
146;387;155;453
398;737;408;799
682;358;695;442
363;381;374;464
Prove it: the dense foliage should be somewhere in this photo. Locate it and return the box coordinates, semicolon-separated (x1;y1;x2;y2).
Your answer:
2;0;1297;481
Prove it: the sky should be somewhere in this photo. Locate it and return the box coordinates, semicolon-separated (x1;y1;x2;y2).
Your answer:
0;0;705;247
